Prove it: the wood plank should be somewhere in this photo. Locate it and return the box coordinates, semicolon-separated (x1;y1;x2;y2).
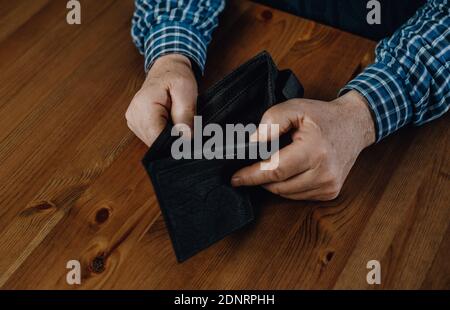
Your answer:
0;0;132;226
0;0;142;286
334;115;450;289
2;139;160;289
0;0;114;103
0;0;50;43
421;224;450;289
203;3;309;88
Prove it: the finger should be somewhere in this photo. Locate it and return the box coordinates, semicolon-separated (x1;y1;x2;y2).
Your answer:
281;187;339;201
262;169;319;195
127;120;149;147
141;101;169;146
231;140;313;187
169;76;197;139
250;100;303;142
129;87;170;146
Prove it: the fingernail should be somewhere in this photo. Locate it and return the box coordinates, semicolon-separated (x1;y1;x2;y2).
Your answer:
231;177;241;186
257;124;268;142
173;123;192;139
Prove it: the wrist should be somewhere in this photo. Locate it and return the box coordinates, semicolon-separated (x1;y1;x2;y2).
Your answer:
334;90;376;150
152;53;192;71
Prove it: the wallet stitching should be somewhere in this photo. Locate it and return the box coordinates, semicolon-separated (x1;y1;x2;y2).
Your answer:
205;74;267;124
199;63;267;119
175;210;254;261
153;165;254;262
199;52;269;105
153;171;184;259
202;58;265;104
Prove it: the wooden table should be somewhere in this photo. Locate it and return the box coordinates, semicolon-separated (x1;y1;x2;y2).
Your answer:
0;0;448;290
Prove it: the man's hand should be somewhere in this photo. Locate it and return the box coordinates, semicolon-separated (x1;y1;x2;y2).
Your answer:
126;54;198;146
231;91;376;201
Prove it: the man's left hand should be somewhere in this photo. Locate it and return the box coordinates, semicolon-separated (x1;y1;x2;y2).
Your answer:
231;90;376;201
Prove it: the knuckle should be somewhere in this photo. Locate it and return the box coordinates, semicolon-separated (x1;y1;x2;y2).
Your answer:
316;193;337;202
316;145;329;162
270;168;285;182
325;185;341;200
309;146;327;169
126;119;135;131
170;74;189;88
313;181;342;201
323;170;339;185
125;109;131;121
129;96;147;111
262;109;276;125
281;193;298;201
170;75;197;95
326;192;340;201
132;90;147;103
246;175;258;186
268;184;282;195
125;106;135;124
172;109;194;125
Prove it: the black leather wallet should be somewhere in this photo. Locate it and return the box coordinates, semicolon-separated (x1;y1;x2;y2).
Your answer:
142;51;304;262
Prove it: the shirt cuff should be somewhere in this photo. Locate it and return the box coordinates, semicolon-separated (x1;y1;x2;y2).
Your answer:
143;21;208;74
339;62;413;142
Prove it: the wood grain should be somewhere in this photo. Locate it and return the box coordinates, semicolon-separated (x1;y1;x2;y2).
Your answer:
0;0;50;43
0;0;448;289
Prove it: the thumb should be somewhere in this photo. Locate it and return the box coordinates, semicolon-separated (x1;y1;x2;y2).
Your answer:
250;100;303;142
169;77;198;139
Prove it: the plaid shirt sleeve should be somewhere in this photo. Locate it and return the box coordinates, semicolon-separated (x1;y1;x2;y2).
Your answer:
340;0;450;141
131;0;225;73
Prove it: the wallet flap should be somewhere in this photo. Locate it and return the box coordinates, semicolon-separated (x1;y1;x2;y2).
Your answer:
148;159;254;261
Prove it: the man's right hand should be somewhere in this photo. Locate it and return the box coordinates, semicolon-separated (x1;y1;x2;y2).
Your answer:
126;54;198;146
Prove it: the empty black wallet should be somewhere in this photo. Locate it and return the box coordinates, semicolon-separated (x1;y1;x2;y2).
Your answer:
142;51;304;262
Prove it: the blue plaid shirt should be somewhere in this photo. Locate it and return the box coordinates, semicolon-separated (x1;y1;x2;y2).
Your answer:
131;0;450;141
